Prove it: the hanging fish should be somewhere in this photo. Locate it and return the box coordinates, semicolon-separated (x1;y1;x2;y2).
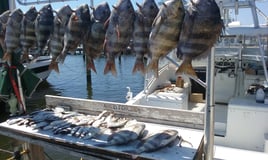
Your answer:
35;4;54;57
132;11;147;74
176;0;223;77
57;4;91;63
147;0;185;77
92;1;111;23
125;129;178;154
103;0;135;76
132;0;159;74
3;8;23;64
0;10;11;53
83;2;111;73
49;5;73;73
20;6;38;62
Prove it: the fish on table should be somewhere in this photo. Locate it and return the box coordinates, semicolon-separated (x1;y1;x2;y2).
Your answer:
3;8;23;64
176;0;224;77
20;6;38;62
124;129;178;154
147;0;185;77
103;0;135;76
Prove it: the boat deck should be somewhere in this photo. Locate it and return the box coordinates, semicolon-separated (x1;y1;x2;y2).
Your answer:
0;95;204;160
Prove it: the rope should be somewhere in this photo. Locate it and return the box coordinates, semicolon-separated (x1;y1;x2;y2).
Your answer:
5;149;28;160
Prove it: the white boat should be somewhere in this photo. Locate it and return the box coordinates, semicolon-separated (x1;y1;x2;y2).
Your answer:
24;55;52;80
127;0;268;159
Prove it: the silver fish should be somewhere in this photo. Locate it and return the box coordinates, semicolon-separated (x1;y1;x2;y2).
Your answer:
49;5;73;73
20;6;38;61
176;0;223;77
3;8;23;64
147;0;185;77
127;129;178;154
35;4;54;56
57;4;91;63
103;0;135;76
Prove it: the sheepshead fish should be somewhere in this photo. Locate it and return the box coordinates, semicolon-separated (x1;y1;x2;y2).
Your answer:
20;6;38;62
83;2;110;73
103;0;135;76
147;0;185;77
92;1;111;23
176;0;223;77
95;121;145;147
125;129;178;154
49;5;73;73
57;4;91;63
0;10;11;53
132;11;147;74
35;4;54;56
3;8;23;64
132;0;159;74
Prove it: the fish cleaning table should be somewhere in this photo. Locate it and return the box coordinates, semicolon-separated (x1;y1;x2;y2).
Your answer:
0;95;204;160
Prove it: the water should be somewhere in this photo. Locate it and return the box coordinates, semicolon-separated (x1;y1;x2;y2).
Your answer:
0;54;145;159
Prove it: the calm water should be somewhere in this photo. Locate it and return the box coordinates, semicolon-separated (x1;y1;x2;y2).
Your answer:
0;54;145;159
27;54;145;107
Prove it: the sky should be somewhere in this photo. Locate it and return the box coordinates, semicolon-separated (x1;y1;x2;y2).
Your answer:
14;0;268;25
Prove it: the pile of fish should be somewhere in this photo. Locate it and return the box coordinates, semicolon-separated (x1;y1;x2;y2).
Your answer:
0;0;223;77
6;107;181;154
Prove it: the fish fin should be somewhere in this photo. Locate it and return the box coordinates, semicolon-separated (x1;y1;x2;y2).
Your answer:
176;61;197;77
147;59;159;78
132;60;145;75
49;61;60;73
2;53;11;64
87;58;97;73
104;58;117;76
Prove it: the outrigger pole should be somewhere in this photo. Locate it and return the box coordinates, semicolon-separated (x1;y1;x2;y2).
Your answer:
204;47;215;160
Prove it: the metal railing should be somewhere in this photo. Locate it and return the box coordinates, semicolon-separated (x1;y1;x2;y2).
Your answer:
16;0;77;6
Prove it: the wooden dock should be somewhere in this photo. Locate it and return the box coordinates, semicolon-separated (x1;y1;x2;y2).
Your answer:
0;95;204;160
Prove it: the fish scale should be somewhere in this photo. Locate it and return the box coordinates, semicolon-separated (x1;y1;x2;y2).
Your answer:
0;10;11;53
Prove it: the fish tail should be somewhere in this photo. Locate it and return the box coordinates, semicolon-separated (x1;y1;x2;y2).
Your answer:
147;59;159;77
104;58;117;76
176;61;197;77
87;58;97;73
2;52;11;64
132;60;145;75
49;61;60;73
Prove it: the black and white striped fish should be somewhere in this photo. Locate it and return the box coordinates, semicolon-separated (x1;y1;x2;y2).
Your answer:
35;4;54;56
103;0;135;76
49;5;73;73
20;6;38;61
57;4;91;63
3;8;23;64
125;129;178;154
176;0;223;77
147;0;185;77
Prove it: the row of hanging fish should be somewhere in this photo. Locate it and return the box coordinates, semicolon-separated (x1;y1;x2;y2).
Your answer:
0;0;223;77
6;107;181;154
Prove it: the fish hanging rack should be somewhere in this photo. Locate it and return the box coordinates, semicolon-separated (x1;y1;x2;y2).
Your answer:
16;0;77;6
